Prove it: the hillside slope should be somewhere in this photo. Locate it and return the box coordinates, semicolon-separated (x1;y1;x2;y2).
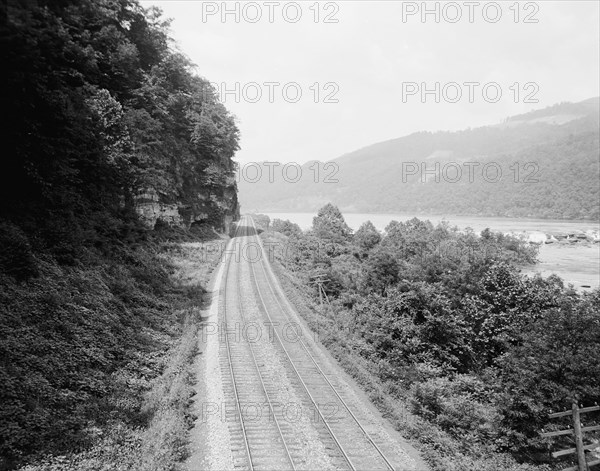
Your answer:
1;1;240;468
239;98;600;219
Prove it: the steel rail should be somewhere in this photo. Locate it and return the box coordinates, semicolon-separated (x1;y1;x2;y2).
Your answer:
247;215;397;471
243;216;357;471
221;227;254;470
232;222;297;471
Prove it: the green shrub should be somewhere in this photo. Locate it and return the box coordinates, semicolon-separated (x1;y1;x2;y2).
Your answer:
0;222;38;281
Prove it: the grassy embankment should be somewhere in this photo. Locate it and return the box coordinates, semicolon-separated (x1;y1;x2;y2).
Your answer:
1;226;227;471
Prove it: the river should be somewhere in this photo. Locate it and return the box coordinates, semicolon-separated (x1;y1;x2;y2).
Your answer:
264;212;600;292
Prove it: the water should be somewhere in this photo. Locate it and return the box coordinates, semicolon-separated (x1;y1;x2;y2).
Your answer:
264;212;600;292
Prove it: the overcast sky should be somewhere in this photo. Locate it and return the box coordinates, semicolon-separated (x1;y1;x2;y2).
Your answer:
141;1;600;165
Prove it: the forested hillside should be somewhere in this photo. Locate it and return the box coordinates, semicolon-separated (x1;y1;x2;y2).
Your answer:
1;1;239;468
3;0;240;236
240;99;599;220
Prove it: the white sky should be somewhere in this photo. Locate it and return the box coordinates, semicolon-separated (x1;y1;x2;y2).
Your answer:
141;1;600;165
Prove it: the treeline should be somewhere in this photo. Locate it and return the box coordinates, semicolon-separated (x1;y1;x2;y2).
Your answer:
239;100;600;220
379;132;600;220
1;1;239;468
262;205;600;471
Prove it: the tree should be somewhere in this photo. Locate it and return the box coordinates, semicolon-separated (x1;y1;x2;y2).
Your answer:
354;220;381;253
496;290;600;454
252;214;270;233
461;262;565;369
272;218;302;237
312;203;352;243
360;248;400;296
382;218;434;260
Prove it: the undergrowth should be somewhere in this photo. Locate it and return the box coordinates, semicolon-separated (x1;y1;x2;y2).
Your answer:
260;230;557;471
1;225;225;471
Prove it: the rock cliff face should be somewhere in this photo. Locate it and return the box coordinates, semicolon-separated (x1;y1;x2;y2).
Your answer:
135;178;239;233
135;189;182;227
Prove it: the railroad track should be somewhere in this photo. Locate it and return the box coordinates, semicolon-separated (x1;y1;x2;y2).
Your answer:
219;222;296;470
218;217;401;470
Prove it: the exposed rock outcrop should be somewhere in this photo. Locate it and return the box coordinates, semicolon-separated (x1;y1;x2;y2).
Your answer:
135;180;239;233
135;189;183;228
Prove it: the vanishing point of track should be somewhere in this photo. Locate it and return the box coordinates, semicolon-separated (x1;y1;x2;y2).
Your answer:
219;216;398;471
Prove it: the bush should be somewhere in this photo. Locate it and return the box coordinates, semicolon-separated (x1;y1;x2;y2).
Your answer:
409;375;501;446
252;214;270;233
0;248;174;468
272;218;302;237
0;222;38;281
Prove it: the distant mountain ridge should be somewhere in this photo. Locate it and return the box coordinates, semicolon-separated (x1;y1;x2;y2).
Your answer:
239;98;600;220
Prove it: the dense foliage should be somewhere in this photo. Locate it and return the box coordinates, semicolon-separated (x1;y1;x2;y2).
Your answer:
2;0;239;248
1;1;239;468
265;205;600;470
272;218;302;238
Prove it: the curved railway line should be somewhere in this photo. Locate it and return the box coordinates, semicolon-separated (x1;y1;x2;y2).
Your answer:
217;216;414;470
